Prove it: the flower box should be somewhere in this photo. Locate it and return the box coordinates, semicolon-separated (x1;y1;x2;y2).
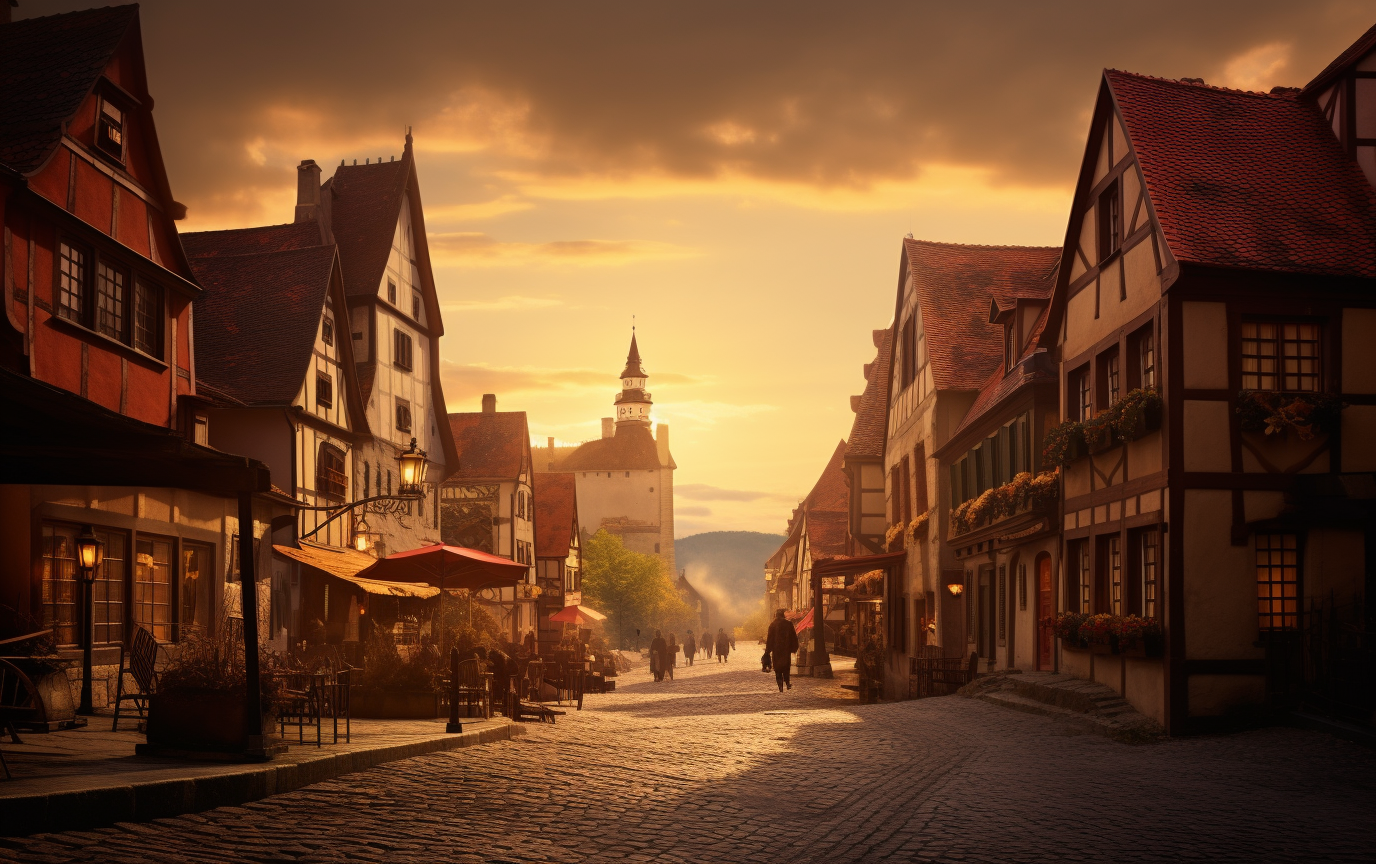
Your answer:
1118;398;1162;442
1083;416;1119;454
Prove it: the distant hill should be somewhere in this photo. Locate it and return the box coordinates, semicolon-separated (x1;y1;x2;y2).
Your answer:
676;531;786;628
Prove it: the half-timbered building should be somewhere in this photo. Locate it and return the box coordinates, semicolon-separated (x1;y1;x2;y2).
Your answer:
842;329;892;557
443;396;537;641
0;6;274;706
533;471;582;652
1041;56;1376;732
881;239;1061;695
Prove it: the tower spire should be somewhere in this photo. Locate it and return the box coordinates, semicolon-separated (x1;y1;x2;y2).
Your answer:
615;326;651;429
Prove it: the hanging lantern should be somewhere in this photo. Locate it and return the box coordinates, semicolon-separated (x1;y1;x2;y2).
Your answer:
75;526;104;581
397;437;428;496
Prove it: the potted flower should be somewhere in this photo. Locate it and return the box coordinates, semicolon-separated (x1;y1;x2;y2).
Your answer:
907;510;931;542
885;522;906;551
1237;390;1344;441
1079;613;1120;653
1113;615;1163;657
1042;421;1086;469
1044;612;1088;649
144;629;278;755
1114;389;1163;441
1082;412;1119;454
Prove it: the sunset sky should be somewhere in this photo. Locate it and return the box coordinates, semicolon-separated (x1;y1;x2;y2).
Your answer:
24;1;1376;536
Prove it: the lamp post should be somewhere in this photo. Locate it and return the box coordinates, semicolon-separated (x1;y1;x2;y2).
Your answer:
298;437;430;542
74;526;103;716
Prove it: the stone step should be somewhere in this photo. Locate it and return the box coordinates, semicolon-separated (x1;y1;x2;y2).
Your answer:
976;691;1163;744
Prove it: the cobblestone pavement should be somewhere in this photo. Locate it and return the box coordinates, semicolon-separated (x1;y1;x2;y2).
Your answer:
3;657;1374;863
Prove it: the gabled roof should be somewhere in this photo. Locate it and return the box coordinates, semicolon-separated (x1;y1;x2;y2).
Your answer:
0;6;137;175
902;239;1061;392
448;411;530;481
534;472;578;559
804;509;850;561
1107;70;1376;279
804;439;849;513
328;157;411;299
560;424;665;471
1303;21;1376;97
181;222;322;259
846;329;892;460
187;244;341;407
620;333;647;379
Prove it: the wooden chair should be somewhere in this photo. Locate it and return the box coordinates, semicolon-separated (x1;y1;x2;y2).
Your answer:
112;627;161;732
276;671;323;746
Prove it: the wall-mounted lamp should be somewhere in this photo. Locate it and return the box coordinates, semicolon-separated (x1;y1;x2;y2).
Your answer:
946;583;965;596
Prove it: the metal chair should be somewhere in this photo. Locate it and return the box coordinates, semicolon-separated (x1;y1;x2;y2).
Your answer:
320;668;351;744
112;627;161;732
276;671;323;746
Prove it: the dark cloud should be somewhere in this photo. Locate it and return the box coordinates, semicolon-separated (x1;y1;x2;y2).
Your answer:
27;1;1376;220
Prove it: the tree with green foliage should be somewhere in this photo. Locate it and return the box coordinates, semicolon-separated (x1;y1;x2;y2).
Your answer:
581;530;699;649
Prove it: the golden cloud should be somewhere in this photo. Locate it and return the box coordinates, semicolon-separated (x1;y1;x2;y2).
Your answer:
428;233;698;266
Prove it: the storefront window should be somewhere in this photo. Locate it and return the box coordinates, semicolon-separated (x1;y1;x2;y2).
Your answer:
93;530;126;644
135;536;174;640
182;542;213;634
41;524;79;647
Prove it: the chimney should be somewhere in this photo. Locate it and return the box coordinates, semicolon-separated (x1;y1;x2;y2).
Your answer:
295;160;321;223
601;418;614;439
481;394;497;414
656;423;670;465
1;2;15;26
547;437;555;471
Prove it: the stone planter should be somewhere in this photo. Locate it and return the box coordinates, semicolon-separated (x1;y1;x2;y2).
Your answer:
145;690;266;753
350;687;439;719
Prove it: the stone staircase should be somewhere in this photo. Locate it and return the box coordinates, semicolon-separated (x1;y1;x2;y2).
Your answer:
961;672;1164;744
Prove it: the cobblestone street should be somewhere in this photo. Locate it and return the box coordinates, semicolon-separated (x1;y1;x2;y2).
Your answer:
4;658;1374;864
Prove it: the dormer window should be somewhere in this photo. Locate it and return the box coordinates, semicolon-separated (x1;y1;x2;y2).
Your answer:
97;98;125;162
1004;324;1016;371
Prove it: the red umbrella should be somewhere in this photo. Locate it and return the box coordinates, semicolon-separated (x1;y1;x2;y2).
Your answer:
357;544;528;591
548;604;607;625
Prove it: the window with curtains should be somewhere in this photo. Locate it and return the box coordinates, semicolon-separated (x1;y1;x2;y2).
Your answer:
134;536;174;641
1256;533;1300;631
1241;321;1320;392
181;542;212;633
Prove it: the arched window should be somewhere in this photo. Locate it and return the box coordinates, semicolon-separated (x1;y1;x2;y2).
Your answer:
318;443;347;501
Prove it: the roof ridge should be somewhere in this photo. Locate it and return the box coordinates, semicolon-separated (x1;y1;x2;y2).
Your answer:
185;243;334;261
1105;68;1296;100
183;221;308;238
904;237;1060;252
3;4;138;27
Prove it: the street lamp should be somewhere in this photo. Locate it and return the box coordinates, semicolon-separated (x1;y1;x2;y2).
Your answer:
74;525;103;716
397;437;428;496
353;514;373;553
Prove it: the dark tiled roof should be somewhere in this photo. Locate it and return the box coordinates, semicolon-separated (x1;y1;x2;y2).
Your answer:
448;411;530;481
1303;21;1376;96
804;439;850;513
846;329;891;459
559;425;664;471
1108;70;1376;279
805;509;850;561
328;158;410;298
182;222;322;259
188;245;337;406
0;6;136;174
904;239;1061;392
533;472;577;559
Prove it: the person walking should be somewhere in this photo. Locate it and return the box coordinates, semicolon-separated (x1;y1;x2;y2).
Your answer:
684;630;697;666
703;631;714;661
667;633;679;681
650;630;667;682
715;628;730;663
766;609;799;692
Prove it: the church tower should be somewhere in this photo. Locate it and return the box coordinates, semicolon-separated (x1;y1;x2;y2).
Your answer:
614;332;653;429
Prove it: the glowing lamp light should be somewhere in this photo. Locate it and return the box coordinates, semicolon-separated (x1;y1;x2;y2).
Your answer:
75;526;104;580
354;515;372;553
946;583;965;596
397;437;428;496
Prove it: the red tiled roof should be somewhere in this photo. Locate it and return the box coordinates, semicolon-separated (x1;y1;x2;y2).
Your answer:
903;239;1061;392
181;222;322;259
560;425;664;472
1108;70;1376;279
805;509;850;561
327;158;410;298
846;329;891;459
804;439;849;513
1303;21;1376;97
448;411;530;481
533;472;577;559
0;6;136;175
188;245;338;407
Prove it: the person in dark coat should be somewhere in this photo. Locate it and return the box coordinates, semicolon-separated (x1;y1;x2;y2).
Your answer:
766;609;800;692
702;630;713;660
649;630;668;682
715;628;730;663
667;633;679;681
684;631;697;666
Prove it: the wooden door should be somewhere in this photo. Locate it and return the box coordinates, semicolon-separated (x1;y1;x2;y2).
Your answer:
1037;556;1053;669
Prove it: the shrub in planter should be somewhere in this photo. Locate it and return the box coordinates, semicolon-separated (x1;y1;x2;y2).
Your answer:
147;627;278;753
1113;615;1163;656
1237;390;1344;441
1115;389;1163;441
352;630;442;719
1079;613;1120;649
1042;421;1086;469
